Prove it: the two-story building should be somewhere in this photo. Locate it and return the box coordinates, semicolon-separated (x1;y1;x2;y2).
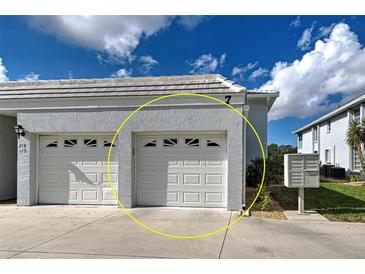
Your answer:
293;93;365;174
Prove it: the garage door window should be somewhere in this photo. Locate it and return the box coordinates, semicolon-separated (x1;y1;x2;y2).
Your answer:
163;138;178;147
46;140;58;148
83;139;97;147
103;140;115;147
64;139;77;148
185;138;199;147
207;138;221;147
143;139;157;147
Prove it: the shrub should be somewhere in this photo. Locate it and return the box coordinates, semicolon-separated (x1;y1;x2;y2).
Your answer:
246;143;297;186
348;175;361;182
246;157;264;186
255;184;272;211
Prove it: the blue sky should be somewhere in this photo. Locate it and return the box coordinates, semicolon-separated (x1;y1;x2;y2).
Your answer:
1;15;365;146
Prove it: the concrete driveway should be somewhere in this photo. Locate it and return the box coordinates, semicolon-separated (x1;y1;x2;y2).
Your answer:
0;205;364;259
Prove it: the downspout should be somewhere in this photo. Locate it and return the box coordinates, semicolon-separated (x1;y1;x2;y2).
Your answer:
241;104;249;215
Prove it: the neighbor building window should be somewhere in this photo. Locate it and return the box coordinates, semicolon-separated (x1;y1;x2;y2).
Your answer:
327;121;331;133
353;107;361;123
325;149;331;164
313;127;318;143
352;148;361;171
298;134;303;149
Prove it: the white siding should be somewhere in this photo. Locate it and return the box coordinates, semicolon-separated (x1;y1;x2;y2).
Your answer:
295;95;365;173
318;111;349;169
298;128;313;153
313;126;319;153
297;108;358;171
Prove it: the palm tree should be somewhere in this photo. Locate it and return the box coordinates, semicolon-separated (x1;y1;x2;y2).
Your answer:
346;118;365;173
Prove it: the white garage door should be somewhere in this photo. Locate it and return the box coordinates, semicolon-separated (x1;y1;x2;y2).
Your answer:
136;133;227;208
38;136;118;205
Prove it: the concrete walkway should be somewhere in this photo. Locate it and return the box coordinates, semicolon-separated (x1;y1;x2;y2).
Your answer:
0;205;364;259
284;210;329;221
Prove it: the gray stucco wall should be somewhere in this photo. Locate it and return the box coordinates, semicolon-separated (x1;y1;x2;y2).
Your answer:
0;115;17;201
246;98;268;165
17;132;37;205
17;105;247;210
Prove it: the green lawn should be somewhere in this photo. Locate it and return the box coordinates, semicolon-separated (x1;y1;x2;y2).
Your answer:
270;181;365;222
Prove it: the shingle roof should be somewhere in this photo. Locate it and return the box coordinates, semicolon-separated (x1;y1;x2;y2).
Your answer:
0;74;246;100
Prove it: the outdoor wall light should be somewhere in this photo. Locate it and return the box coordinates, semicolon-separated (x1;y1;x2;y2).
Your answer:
14;125;25;139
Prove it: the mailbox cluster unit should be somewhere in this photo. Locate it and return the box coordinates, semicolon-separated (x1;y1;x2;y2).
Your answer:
284;154;320;188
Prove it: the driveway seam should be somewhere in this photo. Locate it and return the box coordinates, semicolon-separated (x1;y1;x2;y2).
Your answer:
9;250;176;259
6;210;119;259
218;211;232;259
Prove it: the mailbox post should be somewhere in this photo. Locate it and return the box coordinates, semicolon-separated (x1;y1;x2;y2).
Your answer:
284;154;320;214
298;187;305;214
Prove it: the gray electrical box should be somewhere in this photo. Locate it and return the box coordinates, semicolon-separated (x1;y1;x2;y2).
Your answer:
284;154;320;188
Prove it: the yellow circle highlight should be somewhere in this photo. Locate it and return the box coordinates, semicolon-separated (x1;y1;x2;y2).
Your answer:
107;93;266;239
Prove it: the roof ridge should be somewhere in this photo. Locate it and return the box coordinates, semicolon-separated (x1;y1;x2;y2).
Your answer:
0;74;223;87
215;75;246;93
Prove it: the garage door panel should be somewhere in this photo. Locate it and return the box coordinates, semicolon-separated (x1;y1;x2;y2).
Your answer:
38;135;118;205
167;191;179;203
102;173;118;182
136;133;227;208
183;192;201;203
205;192;223;204
183;160;202;167
82;190;98;201
205;160;225;167
182;174;201;185
102;190;116;201
205;174;224;185
167;173;179;185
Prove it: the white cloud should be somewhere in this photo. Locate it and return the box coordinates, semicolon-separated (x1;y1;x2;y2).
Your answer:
297;24;315;50
28;16;174;63
0;58;40;82
248;67;269;81
219;53;226;65
188;53;226;74
290;16;301;28
138;55;159;73
110;68;132;78
318;23;336;38
21;72;40;81
262;23;365;121
0;58;9;82
177;16;207;30
231;62;258;79
28;16;206;64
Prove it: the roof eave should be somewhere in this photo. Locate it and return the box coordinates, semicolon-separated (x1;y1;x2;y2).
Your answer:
246;91;280;110
293;92;365;134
